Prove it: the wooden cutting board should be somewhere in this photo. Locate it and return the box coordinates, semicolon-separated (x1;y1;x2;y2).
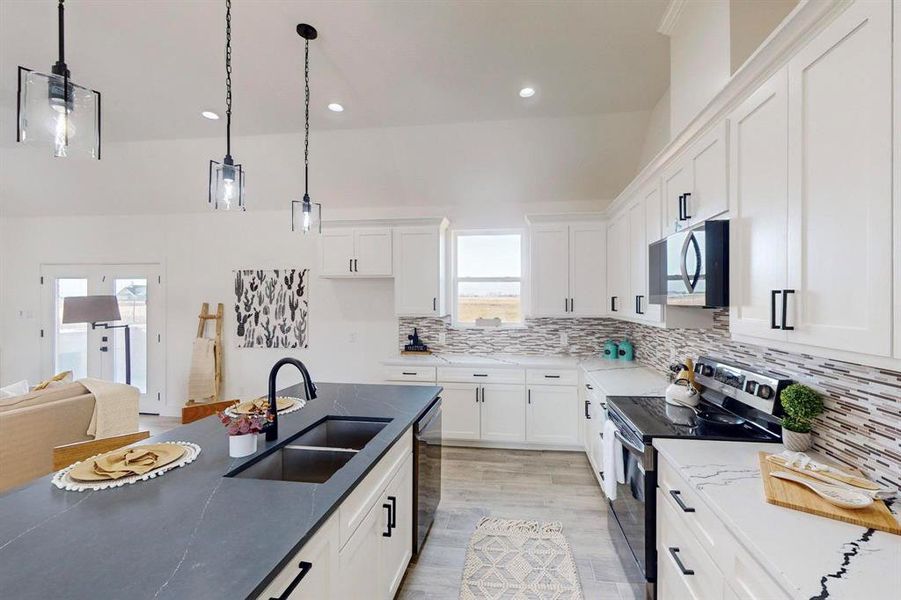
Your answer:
758;452;900;535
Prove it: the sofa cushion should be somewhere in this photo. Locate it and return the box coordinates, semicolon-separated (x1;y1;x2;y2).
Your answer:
0;382;89;414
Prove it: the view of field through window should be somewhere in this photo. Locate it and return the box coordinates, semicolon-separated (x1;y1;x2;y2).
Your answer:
456;233;522;323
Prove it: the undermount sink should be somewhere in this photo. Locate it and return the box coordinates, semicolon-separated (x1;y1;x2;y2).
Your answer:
227;417;390;484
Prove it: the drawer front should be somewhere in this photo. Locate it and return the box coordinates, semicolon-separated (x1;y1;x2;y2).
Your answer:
658;453;735;575
437;367;525;384
339;431;412;548
729;538;792;600
526;368;578;386
256;514;338;599
657;488;724;600
383;366;437;382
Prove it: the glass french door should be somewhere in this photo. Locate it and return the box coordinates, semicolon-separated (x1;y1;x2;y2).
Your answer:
41;264;164;414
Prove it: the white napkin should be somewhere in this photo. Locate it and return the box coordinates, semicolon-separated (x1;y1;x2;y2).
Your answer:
602;418;622;501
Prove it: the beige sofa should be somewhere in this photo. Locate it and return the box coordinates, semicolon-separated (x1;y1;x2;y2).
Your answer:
0;382;138;493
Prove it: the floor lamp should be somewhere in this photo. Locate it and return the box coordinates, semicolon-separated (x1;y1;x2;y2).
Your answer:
62;295;131;385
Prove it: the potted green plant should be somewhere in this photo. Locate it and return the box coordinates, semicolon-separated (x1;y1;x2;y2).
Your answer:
779;384;824;452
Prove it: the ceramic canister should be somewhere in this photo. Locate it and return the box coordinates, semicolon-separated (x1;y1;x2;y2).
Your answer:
603;340;619;360
617;339;634;361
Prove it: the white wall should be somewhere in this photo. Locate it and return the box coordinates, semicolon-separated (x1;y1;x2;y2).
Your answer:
637;88;671;169
669;1;732;135
0;200;598;416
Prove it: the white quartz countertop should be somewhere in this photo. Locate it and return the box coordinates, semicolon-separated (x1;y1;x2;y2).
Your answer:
583;363;669;397
382;353;583;370
653;438;901;599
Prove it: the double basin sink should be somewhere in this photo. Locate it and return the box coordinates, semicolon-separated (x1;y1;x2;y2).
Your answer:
227;417;390;484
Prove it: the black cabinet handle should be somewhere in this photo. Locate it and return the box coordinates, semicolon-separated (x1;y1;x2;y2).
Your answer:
611;296;618;312
782;289;795;331
570;298;574;312
387;495;397;528
585;383;593;390
402;372;417;376
475;387;479;403
433;297;437;311
585;400;591;419
473;373;488;377
683;192;692;220
677;194;685;221
481;386;485;403
527;389;531;404
270;561;313;600
349;258;353;272
382;503;393;537
544;374;560;379
668;547;694;575
636;295;644;315
669;489;695;513
354;259;359;272
770;290;782;329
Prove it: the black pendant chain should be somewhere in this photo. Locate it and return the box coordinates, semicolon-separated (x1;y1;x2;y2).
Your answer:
225;0;233;157
303;37;310;199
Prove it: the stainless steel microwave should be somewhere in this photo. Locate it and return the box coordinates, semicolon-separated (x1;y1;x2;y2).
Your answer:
649;220;729;307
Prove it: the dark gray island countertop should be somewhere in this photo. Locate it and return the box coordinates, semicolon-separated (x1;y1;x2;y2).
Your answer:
0;382;441;600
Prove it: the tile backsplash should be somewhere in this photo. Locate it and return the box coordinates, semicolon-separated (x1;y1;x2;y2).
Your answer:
398;313;901;489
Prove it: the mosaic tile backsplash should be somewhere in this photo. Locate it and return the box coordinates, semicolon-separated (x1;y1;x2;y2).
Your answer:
399;313;901;489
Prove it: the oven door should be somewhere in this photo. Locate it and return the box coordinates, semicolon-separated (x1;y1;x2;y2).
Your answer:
609;428;654;581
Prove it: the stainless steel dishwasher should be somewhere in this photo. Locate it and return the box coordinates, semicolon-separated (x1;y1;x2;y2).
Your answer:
413;397;442;555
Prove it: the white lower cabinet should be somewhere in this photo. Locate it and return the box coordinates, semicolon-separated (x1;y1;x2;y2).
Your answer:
258;434;413;600
257;514;339;599
480;384;525;442
657;453;792;600
526;385;579;445
440;383;481;440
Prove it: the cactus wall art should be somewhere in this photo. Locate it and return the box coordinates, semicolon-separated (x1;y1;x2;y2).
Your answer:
233;269;309;348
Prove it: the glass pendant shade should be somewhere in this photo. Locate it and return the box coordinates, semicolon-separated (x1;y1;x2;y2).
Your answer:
292;197;321;234
209;157;246;211
17;67;101;159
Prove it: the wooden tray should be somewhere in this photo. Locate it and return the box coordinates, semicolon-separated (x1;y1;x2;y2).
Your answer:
758;452;900;535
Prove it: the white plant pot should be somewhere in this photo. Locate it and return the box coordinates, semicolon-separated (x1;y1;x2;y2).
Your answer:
782;429;812;452
229;433;258;458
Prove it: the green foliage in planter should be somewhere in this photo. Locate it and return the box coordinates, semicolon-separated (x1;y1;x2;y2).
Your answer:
779;384;824;433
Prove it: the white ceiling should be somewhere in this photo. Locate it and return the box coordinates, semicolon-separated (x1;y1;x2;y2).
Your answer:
0;0;670;142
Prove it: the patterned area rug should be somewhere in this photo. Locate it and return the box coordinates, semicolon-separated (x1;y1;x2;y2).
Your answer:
459;517;584;600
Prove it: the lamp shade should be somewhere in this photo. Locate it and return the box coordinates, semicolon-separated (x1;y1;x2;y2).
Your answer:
62;295;121;324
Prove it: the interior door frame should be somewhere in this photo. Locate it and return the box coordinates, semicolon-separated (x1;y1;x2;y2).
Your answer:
40;262;166;415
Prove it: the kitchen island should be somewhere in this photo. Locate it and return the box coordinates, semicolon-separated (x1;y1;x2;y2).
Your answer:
0;381;440;600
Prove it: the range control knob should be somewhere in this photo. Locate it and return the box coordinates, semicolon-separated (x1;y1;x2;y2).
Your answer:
757;385;774;400
701;364;715;377
744;380;758;395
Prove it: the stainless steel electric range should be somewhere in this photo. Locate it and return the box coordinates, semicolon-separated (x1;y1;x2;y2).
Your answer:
604;356;792;600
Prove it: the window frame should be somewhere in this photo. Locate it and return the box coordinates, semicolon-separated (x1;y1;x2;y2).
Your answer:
450;228;528;328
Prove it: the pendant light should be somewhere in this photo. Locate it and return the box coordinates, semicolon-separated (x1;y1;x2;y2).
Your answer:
209;0;245;211
16;0;101;159
291;23;322;234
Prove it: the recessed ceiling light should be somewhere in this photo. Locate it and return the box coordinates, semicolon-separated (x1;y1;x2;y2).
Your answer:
201;110;220;120
327;103;344;112
519;87;536;98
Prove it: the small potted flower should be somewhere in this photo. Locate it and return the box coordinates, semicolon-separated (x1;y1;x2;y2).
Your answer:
779;383;824;452
218;411;270;458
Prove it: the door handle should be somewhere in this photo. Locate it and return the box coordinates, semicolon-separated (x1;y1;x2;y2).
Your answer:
565;298;569;312
354;259;358;272
387;495;397;528
669;489;695;512
382;503;393;537
636;295;644;315
349;258;353;272
585;400;591;419
475;387;479;403
481;386;485;403
677;194;685;221
269;561;313;600
682;193;692;220
570;298;574;312
433;297;437;311
770;290;782;329
527;389;531;404
782;289;795;330
668;547;694;575
611;296;617;312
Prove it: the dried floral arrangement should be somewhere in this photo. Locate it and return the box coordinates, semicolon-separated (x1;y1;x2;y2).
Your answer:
217;411;270;436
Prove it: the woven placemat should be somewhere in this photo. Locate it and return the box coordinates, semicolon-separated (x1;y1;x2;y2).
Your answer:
51;441;201;492
224;396;306;418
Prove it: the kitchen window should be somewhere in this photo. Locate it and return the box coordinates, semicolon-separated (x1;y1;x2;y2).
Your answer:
453;231;523;325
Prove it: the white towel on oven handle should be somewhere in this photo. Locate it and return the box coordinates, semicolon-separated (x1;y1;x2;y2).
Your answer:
602;418;624;501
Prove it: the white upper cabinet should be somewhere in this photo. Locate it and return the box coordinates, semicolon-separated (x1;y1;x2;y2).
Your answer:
662;121;729;236
321;227;392;278
606;215;628;316
394;223;447;316
529;220;606;317
785;0;892;356
728;68;790;343
569;224;607;316
530;225;571;317
895;0;901;360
